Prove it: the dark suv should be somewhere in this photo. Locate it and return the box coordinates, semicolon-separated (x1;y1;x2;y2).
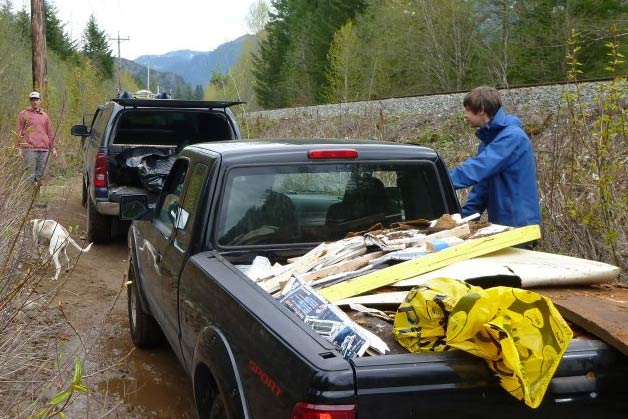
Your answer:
71;98;242;243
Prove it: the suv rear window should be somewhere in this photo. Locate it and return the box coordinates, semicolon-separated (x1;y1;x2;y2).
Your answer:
216;162;446;246
111;110;232;146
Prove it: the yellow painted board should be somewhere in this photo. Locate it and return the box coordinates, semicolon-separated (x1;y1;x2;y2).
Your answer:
319;225;541;302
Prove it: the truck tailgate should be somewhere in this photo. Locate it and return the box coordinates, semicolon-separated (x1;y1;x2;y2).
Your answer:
351;338;628;418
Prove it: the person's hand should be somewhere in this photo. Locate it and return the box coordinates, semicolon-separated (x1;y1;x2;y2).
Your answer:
51;148;58;158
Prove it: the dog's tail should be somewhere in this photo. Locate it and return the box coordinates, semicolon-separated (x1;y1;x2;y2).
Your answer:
68;238;93;253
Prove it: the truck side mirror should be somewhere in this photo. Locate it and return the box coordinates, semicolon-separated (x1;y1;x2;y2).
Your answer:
120;194;155;221
71;124;89;137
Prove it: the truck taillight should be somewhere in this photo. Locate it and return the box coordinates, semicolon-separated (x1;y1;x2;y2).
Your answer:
94;152;108;188
307;149;358;159
291;402;356;419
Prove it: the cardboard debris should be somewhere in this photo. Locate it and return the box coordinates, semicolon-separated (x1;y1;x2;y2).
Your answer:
278;278;388;358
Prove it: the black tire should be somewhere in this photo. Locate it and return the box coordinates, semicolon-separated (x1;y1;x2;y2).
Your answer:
86;197;112;243
81;177;88;208
127;262;163;348
209;395;227;419
196;380;227;419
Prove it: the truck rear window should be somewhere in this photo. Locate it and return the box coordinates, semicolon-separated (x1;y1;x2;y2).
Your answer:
216;162;446;246
111;110;232;146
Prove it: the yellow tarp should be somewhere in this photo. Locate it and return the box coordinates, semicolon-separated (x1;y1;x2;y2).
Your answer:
393;277;573;408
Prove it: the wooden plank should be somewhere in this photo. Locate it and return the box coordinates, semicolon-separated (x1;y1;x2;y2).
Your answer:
319;225;541;302
536;286;628;356
301;251;384;283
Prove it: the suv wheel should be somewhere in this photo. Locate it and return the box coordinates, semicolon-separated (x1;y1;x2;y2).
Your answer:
128;262;163;347
86;198;112;243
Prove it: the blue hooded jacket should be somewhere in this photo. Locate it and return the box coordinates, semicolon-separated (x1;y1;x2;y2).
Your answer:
449;107;541;227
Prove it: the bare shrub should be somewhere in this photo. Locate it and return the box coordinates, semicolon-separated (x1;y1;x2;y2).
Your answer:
535;30;628;275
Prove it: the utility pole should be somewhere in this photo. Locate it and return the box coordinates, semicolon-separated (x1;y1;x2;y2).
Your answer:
110;31;130;92
31;0;46;93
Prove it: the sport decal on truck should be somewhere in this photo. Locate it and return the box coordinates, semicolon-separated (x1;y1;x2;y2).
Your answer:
249;360;282;397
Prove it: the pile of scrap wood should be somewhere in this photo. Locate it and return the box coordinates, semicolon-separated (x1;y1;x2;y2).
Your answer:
245;213;624;357
252;213;539;299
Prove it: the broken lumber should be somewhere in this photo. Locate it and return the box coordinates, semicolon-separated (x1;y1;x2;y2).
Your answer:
301;251;384;283
319;224;541;302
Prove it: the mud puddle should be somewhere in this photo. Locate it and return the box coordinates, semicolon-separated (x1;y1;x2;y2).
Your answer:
36;178;196;418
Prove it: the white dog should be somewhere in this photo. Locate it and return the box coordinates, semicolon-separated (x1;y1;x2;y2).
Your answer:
30;219;93;280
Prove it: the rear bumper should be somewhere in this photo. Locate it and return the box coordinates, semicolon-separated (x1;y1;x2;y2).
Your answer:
96;201;119;215
96;185;153;216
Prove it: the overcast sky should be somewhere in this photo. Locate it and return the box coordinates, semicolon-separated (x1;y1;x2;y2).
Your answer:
14;0;258;59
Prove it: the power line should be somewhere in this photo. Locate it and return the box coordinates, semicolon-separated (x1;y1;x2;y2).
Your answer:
110;31;130;91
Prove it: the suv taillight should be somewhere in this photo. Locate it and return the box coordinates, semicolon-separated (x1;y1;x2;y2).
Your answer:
94;152;108;188
291;402;356;419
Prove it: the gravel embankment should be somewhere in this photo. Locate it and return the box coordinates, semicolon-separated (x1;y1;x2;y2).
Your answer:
248;81;608;125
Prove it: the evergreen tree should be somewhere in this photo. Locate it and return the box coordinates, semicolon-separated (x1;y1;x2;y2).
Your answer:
253;0;366;108
11;2;77;60
508;0;628;83
193;84;204;100
174;83;193;100
45;1;77;60
14;7;32;40
0;0;12;17
82;15;114;79
252;0;292;108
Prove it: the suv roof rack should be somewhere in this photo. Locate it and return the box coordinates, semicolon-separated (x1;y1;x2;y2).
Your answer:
111;98;245;108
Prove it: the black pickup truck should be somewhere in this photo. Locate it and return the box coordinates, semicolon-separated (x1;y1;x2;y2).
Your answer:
70;98;242;243
123;139;628;419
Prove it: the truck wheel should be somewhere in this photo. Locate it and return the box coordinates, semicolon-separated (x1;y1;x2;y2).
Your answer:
127;262;163;347
86;198;112;243
209;396;226;419
81;178;87;208
196;377;227;419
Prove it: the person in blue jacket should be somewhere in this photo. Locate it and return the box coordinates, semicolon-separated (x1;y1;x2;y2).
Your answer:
449;86;541;228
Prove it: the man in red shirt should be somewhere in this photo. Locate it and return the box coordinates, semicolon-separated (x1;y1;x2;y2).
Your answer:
15;91;57;183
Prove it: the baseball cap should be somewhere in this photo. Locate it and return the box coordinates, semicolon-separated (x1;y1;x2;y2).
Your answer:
29;91;41;99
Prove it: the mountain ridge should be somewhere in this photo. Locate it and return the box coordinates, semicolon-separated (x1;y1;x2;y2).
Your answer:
134;35;253;87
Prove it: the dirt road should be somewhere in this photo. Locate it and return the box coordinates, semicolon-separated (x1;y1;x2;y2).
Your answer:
38;178;196;418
